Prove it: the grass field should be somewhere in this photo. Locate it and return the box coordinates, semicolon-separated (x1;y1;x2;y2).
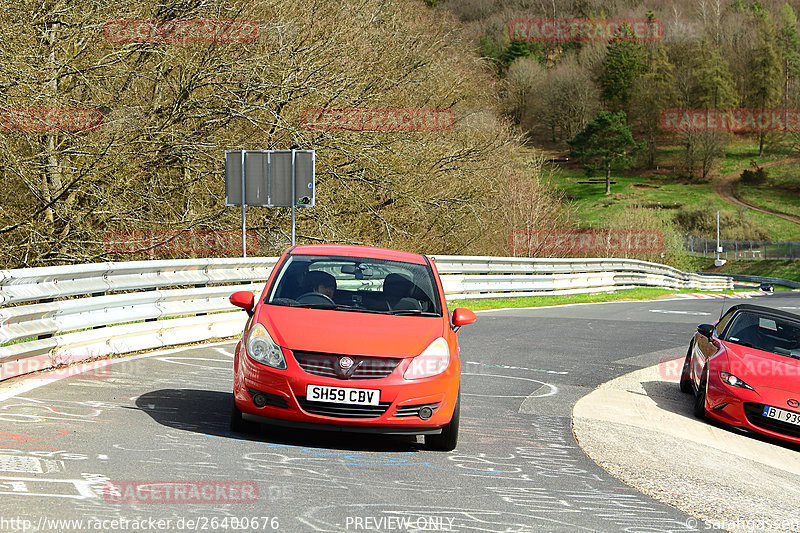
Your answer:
691;257;800;282
548;141;800;241
737;160;800;219
448;287;743;311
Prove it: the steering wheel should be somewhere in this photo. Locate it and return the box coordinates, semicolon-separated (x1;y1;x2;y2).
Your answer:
295;292;335;305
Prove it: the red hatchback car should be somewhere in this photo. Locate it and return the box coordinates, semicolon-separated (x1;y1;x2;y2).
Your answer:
681;303;800;445
228;244;476;450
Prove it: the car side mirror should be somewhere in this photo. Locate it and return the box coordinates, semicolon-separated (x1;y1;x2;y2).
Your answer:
452;308;477;328
697;323;715;339
230;291;255;317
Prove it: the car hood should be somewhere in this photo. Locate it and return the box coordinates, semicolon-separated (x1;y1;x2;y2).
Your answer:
725;343;800;391
256;305;446;358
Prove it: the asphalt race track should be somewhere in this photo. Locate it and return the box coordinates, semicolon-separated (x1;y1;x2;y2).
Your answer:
2;293;800;532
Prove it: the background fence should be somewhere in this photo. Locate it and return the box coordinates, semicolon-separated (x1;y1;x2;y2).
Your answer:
685;237;800;260
0;255;732;382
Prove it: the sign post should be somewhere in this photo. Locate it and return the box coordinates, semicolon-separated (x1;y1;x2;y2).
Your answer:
224;150;315;255
240;150;246;257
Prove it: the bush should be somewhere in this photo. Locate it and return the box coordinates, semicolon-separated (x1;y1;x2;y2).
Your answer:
673;208;771;240
740;167;768;185
605;207;691;270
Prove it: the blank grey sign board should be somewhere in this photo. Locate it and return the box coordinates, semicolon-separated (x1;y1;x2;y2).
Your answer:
294;151;315;206
269;151;293;207
225;151;269;207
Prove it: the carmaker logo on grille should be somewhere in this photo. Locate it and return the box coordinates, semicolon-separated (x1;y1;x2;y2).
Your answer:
339;357;354;370
787;399;799;408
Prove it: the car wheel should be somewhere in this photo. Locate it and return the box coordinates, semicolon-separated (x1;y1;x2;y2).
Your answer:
230;395;250;433
679;343;693;394
693;366;708;419
425;389;460;451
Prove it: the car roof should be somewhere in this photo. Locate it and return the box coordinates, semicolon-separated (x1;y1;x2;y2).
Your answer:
723;303;800;322
287;244;428;265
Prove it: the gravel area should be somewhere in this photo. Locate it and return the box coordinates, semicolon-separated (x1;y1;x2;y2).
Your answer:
573;364;800;533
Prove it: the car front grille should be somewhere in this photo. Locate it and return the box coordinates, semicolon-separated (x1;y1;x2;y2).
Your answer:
395;402;440;418
744;402;800;439
296;397;391;419
293;351;400;380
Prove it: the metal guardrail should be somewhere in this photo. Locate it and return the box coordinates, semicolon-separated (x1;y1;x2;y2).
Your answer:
695;271;800;289
0;256;732;382
433;256;731;298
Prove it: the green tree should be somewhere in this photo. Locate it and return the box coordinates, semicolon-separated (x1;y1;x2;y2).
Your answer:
747;7;782;155
631;44;676;168
779;3;800;78
691;39;738;109
568;111;644;196
479;35;500;61
678;39;737;180
597;24;643;113
500;40;543;70
779;3;800;151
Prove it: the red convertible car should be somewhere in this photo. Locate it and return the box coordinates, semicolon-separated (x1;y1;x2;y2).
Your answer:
681;303;800;444
228;244;476;450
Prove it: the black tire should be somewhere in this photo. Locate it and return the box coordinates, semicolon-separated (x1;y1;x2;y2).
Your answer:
693;367;708;419
230;395;249;433
425;390;460;451
679;343;693;394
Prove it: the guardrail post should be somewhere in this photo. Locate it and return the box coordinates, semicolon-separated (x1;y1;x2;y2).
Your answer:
144;287;157;322
195;283;208;317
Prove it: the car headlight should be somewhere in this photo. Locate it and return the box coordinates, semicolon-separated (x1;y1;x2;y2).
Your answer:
404;337;450;379
246;323;286;370
719;371;754;391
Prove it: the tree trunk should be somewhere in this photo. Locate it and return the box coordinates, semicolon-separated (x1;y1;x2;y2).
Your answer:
40;25;62;236
605;163;611;195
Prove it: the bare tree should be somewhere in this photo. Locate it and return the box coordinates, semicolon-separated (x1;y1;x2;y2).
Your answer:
0;0;568;266
528;59;599;142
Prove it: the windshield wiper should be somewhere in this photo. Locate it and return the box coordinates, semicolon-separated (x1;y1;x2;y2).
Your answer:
773;347;800;360
388;309;439;316
729;340;760;350
291;303;395;314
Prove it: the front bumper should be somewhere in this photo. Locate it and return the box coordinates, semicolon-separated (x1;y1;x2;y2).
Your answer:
704;375;800;445
233;345;459;432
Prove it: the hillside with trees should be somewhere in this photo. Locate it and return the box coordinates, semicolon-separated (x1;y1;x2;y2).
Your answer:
439;0;800;166
429;0;800;257
0;0;570;267
3;0;800;269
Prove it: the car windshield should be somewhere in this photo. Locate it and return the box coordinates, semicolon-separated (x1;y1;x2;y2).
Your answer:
265;254;442;316
724;311;800;359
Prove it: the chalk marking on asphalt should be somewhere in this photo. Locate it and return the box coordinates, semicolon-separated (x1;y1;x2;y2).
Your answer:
0;341;237;402
462;373;558;399
649;310;712;316
466;361;568;375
